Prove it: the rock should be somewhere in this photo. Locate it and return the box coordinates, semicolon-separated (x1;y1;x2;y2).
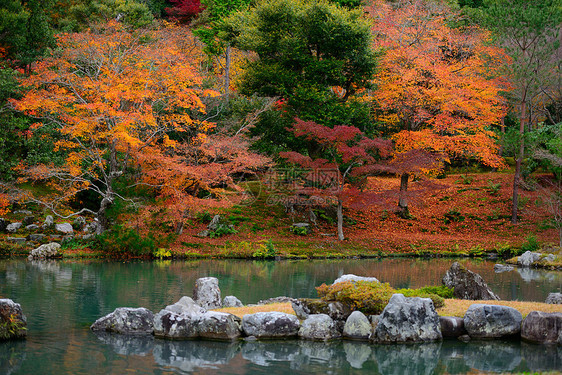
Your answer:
546;292;562;304
72;216;86;231
196;230;209;238
521;311;562;344
543;253;557;263
25;224;39;231
55;223;74;234
22;216;35;226
442;262;500;300
81;234;95;241
6;222;22;233
198;311;242;340
299;314;341;341
0;299;27;340
42;215;54;229
163;296;206;315
193;277;222;309
343;311;372;340
28;242;61;259
14;210;32;215
90;307;154;335
518;251;541;267
439;316;467;338
6;237;26;244
85;220;99;234
494;264;514;273
463;304;522;339
242;312;300;339
0;218;9;232
208;215;224;231
372;293;442;343
153;310;199;339
333;274;379;284
257;296;297;305
27;233;45;242
223;295;243;308
291;298;352;321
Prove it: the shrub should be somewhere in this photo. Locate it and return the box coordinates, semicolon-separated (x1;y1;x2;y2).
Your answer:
520;235;540;253
252;239;277;259
94;225;158;257
209;224;238;238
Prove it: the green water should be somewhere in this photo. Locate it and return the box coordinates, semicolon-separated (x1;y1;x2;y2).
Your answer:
0;258;561;374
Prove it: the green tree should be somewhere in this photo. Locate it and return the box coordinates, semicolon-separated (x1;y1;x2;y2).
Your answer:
222;0;377;154
483;0;562;223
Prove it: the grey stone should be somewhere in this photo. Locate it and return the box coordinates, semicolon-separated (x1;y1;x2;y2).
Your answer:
543;253;557;263
193;277;222;309
494;264;514;273
242;312;300;339
153;310;199;339
343;311;371;340
25;224;39;231
90;307;154;335
372;293;442;343
257;296;296;305
72;216;86;231
55;223;74;234
198;311;242;340
81;234;95;241
26;233;45;242
42;215;54;229
291;298;352;321
22;216;35;226
208;215;223;231
163;296;206;315
0;299;27;340
6;222;22;233
223;295;243;308
463;304;522;338
299;314;341;340
521;311;562;344
443;262;500;300
28;242;61;259
6;237;26;244
518;251;541;267
14;210;31;215
333;274;379;285
440;316;467;338
196;230;209;238
546;292;562;304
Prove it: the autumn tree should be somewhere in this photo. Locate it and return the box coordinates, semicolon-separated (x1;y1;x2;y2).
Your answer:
482;0;562;223
367;0;508;217
12;22;215;233
222;0;377;153
165;0;203;22
280;119;391;240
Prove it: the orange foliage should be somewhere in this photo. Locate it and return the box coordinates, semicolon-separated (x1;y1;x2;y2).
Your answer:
367;0;510;170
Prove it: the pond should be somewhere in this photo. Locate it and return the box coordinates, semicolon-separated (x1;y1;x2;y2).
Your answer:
1;258;561;374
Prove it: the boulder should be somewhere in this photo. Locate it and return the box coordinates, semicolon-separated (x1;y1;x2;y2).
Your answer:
439;316;467;338
153;310;200;339
27;233;45;242
242;312;300;339
6;222;22;233
6;237;26;244
163;296;206;315
90;307;154;335
521;311;562;344
0;218;9;232
372;294;442;343
333;274;379;284
193;277;222;309
463;304;522;339
22;216;35;226
198;311;242;340
28;242;61;259
72;216;86;231
0;299;27;340
299;314;341;340
25;224;39;231
55;223;74;234
494;264;514;273
14;210;32;215
442;262;500;300
518;251;542;267
343;311;372;340
42;215;54;229
546;293;562;304
291;298;352;321
223;295;243;308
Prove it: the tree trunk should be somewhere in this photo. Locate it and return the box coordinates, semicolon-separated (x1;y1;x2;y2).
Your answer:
337;198;344;241
224;44;231;98
397;173;410;219
512;99;527;224
96;195;113;234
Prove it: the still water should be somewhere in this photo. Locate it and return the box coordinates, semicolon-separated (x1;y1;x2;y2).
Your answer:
0;258;561;374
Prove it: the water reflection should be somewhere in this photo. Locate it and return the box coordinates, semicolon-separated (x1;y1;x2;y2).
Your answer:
0;340;26;375
85;335;562;375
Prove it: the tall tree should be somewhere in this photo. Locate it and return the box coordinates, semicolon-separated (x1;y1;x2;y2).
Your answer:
482;0;562;223
367;0;508;217
12;22;213;233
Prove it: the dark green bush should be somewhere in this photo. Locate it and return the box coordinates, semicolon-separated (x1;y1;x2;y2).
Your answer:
94;225;157;257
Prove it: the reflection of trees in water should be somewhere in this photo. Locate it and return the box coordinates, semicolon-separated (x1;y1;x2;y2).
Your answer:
0;340;26;375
